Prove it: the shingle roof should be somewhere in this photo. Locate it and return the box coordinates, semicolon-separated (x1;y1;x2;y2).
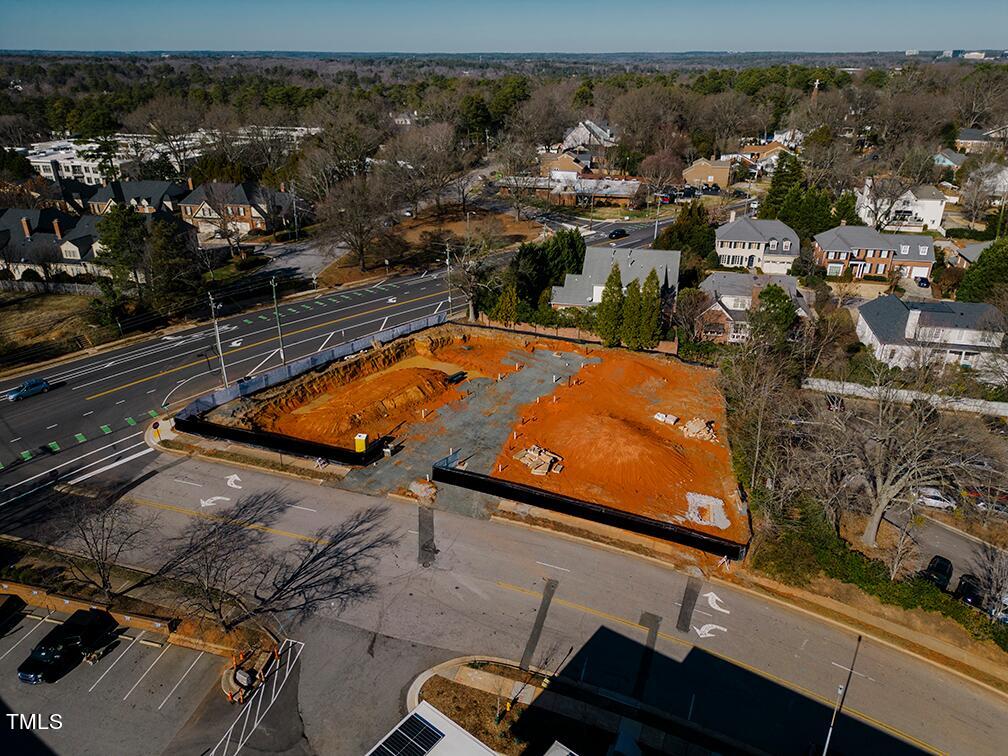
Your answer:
715;217;799;253
180;182;293;213
699;271;812;318
959;241;990;263
814;225;932;261
910;185;947;201
551;247;681;306
889;233;935;264
957;127;990;142
91;180;187;207
859;295;1002;346
0;207;91;264
935;148;968;167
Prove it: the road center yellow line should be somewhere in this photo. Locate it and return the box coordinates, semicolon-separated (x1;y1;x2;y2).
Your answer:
494;580;944;755
85;290;445;401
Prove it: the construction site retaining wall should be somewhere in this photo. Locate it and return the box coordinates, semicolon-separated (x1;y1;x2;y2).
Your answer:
431;451;748;560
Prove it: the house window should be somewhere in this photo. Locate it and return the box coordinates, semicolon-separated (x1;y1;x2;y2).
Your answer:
782;240;791;251
901;244;909;254
769;239;778;250
919;245;928;255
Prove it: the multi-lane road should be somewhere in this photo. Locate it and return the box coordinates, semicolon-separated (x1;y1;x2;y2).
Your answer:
0;271;457;506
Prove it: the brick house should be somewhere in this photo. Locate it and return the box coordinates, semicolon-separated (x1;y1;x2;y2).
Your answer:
813;225;935;280
682;158;731;189
697;271;813;344
179;181;295;236
88;180;188;215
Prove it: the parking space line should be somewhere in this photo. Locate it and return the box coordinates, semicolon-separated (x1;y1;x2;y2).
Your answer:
159;651;204;710
0;611;53;660
89;630;144;693
123;643;170;700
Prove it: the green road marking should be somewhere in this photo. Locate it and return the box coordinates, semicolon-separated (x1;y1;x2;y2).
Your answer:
352;290;362;295
287;308;298;313
328;298;338;303
101;425;112;434
301;303;312;309
48;441;60;452
258;315;269;320
75;433;87;443
148;410;159;418
243;319;253;324
21;450;32;461
0;460;4;469
125;417;137;426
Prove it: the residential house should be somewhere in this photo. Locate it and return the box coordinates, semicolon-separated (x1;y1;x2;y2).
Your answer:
538;151;594;179
0;207;106;281
933;148;968;170
179;182;295;236
26;140;134;186
735;141;793;175
813;225;935;280
772;128;805;150
950;241;991;269
856;295;1005;373
973;163;1008;201
551;246;680;308
87;180;188;215
682;158;731;188
697;272;813;344
955;126;1008;154
560;120;617;152
390;110;418;127
714;215;799;275
855;179;946;233
499;175;642;208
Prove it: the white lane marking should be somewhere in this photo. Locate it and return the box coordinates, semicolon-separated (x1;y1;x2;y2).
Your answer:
82;411;94;417
316;332;335;353
246;349;279;377
536;561;570;572
115;399;126;405
831;661;876;682
0;611;53;660
380;316;389;329
158;651;205;710
173;478;203;487
1;431;145;492
45;424;58;430
161;371;209;408
702;591;731;614
226;474;242;489
200;496;231;508
292;505;316;512
693;624;728;639
146;388;157;394
67;446;155;485
89;631;145;693
9;437;21;443
228;339;243;348
433;301;443;314
123;643;171;700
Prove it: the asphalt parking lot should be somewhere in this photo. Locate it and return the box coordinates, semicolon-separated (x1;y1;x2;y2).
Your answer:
0;604;223;755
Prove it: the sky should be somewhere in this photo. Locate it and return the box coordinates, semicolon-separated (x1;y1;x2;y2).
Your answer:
2;0;1006;54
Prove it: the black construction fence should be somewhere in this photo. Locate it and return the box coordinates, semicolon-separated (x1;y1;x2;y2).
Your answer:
431;450;749;560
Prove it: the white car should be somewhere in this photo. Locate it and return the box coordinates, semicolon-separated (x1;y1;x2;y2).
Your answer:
914;487;957;511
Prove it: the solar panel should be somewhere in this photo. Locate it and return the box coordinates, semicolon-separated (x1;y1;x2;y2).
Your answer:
372;713;445;756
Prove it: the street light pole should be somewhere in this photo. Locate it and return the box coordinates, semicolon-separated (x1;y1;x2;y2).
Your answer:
653;193;662;241
822;684;844;756
208;292;229;388
823;635;860;756
271;276;286;364
445;246;453;312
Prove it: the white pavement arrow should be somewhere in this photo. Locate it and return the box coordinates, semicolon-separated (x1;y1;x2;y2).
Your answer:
200;496;231;508
702;591;731;614
228;339;244;347
693;623;728;639
226;474;242;489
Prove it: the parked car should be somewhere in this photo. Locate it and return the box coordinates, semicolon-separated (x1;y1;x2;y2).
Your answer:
6;378;50;402
914;487;957;511
17;609;117;684
961;486;1008;516
918;555;954;591
914;277;930;289
608;228;628;240
953;574;986;609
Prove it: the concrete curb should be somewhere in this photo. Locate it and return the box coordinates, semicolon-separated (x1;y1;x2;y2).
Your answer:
920;513;1005;548
405;655;548;712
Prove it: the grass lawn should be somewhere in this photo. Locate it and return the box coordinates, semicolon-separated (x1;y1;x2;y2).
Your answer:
203;254;269;284
0;292;113;348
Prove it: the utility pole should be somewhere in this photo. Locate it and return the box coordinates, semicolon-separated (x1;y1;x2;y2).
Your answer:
822;684;844;756
291;179;299;241
445;246;453;311
271;276;286;364
653;193;662;241
823;635;860;755
208;292;229;388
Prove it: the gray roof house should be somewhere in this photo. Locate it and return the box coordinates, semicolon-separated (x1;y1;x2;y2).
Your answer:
856;295;1005;375
933;148;968;169
951;241;991;269
698;271;812;343
813;225;935;280
551;247;680;308
88;180;188;215
714;216;800;275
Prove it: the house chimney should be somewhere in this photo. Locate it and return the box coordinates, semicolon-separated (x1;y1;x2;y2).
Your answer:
187;176;194;191
20;217;30;238
904;307;921;340
729;210;736;223
279;181;286;193
52;219;62;239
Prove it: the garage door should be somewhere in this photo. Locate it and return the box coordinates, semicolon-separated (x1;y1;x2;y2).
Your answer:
910;266;929;277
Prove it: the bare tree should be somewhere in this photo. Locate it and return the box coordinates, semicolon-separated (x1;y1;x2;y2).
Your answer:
123;95;205;176
448;238;501;320
385;122;461;215
495;138;538;220
951;66;1008;129
203;183;245;259
639;149;684;197
673;288;712;342
973;543;1008;614
43;492;158;603
960;165;996;226
319;174;395;271
887;507;920;581
858;175;915;231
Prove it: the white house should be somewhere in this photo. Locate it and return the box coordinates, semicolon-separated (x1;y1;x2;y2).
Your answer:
714;215;799;274
772;128;805;150
560;120;618;152
856;295;1005;375
856;179;946;233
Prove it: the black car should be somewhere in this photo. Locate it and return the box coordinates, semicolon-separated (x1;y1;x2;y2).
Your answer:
954;574;986;609
608;228;628;239
918;555;953;591
18;609;117;684
914;277;930;289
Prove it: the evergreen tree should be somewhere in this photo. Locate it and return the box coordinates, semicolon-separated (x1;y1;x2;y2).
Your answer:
639;269;662;349
144;219;203;313
621;279;643;350
776;184;805;232
749;284;797;344
958;238;1008;302
492;282;520;325
97;205;148;303
596;263;624;347
759;153;803;219
833;191;863;227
